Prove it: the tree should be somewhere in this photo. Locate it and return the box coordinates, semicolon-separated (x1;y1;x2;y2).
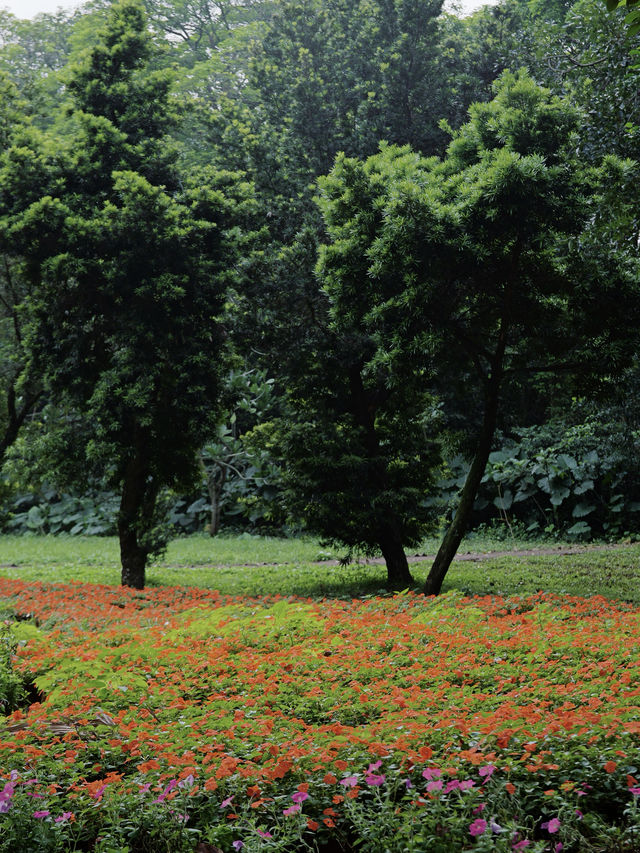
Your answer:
1;0;254;588
271;166;441;588
0;74;42;468
310;71;640;594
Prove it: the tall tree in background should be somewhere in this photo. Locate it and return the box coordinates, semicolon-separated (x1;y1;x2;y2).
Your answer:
1;0;254;587
307;72;639;594
0;74;42;466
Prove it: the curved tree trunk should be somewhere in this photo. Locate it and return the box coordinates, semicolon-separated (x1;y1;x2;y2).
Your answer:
424;324;508;596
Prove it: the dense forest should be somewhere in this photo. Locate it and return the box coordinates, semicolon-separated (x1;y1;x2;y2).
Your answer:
0;0;639;588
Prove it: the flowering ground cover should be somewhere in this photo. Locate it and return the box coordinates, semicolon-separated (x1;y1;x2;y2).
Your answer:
2;577;640;852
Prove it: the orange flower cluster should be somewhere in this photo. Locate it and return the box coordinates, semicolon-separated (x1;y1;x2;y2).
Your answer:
2;578;640;832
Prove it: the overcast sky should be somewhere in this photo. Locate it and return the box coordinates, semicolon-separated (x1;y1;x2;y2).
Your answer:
4;0;496;20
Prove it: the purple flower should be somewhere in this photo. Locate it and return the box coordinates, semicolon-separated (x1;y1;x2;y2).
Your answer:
490;819;503;834
469;818;487;837
340;775;358;788
153;780;178;804
404;778;413;789
232;842;244;851
33;810;50;819
291;791;309;803
178;774;194;789
55;813;73;823
0;801;11;814
365;773;385;787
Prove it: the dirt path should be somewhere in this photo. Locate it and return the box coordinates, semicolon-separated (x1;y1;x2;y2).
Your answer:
316;541;636;567
157;542;635;570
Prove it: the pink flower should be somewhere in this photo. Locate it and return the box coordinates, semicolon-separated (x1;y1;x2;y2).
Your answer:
340;775;358;788
479;765;496;779
422;768;441;781
630;787;640;797
256;829;273;839
445;780;460;793
291;791;309;803
469;818;487;837
512;842;531;851
33;810;50;818
542;818;561;834
220;795;234;809
426;780;443;792
283;804;301;816
56;813;73;823
473;803;486;815
367;761;383;772
459;779;475;790
365;773;385;787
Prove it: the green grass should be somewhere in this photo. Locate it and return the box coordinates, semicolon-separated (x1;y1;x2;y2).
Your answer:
0;532;638;601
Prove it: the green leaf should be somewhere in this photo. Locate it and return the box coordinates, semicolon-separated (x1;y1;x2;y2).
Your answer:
572;502;596;518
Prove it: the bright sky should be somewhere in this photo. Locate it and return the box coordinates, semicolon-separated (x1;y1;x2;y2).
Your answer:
3;0;496;19
2;0;80;16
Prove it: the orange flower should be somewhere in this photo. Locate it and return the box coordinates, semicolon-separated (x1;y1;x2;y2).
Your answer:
604;761;617;774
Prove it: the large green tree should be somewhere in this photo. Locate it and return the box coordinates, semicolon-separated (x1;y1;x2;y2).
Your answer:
1;0;254;587
0;74;42;468
308;71;640;594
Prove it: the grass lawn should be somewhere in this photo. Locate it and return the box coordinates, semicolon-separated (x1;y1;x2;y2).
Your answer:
0;533;638;601
0;534;640;852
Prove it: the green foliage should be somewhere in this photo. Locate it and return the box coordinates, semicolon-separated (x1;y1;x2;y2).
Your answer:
0;622;27;714
479;416;640;539
0;0;257;586
303;69;640;593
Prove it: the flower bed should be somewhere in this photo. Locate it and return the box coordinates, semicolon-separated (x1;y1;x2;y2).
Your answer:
2;578;640;851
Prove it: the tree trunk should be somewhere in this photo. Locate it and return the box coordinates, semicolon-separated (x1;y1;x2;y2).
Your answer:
118;448;155;589
199;454;226;536
379;525;414;588
424;334;507;596
0;385;41;464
